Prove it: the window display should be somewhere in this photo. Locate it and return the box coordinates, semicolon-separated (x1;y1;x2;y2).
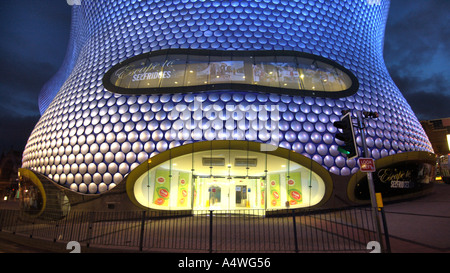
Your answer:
105;49;357;98
132;144;328;214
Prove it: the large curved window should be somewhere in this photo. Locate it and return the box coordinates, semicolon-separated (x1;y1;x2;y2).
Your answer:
19;177;44;215
130;142;330;215
104;49;358;98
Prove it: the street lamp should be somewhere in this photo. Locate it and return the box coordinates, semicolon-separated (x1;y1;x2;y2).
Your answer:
356;111;384;252
336;110;384;251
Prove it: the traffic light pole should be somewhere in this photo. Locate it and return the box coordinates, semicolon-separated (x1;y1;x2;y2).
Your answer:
356;111;384;252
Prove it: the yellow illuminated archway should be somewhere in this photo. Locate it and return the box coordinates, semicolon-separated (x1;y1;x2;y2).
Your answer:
126;141;333;213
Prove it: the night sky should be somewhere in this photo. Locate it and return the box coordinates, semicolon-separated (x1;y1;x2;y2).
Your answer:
0;0;449;156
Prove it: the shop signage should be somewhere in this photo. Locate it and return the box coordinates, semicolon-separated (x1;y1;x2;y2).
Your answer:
390;181;412;189
269;174;281;208
358;158;376;172
286;172;302;206
377;168;413;187
153;169;171;206
177;172;190;207
353;159;435;201
113;59;176;82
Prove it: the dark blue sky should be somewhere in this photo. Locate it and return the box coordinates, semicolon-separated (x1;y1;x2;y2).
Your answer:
0;0;449;155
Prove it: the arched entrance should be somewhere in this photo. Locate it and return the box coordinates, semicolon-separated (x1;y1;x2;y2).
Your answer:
126;141;333;215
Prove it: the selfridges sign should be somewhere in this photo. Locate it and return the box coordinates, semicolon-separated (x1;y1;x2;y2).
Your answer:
114;59;176;83
353;160;435;201
376;163;433;189
377;168;414;188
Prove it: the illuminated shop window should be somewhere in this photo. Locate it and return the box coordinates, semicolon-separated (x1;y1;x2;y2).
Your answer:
19;177;44;215
18;169;71;219
132;148;327;213
104;49;358;98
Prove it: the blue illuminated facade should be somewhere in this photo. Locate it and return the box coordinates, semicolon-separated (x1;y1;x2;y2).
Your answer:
22;0;434;209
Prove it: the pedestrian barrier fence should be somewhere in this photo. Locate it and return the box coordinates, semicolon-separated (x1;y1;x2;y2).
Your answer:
0;207;383;252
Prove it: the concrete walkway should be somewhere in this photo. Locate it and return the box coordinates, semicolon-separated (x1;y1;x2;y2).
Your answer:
383;182;450;253
1;183;449;253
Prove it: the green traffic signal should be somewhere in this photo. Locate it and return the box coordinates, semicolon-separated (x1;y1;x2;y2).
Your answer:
338;146;351;155
333;112;358;159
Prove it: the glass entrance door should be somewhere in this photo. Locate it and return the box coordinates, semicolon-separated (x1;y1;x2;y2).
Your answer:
194;177;261;211
235;185;247;208
194;177;232;210
233;178;259;210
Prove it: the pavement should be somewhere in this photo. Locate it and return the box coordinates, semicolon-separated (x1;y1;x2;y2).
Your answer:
381;182;450;253
0;182;449;254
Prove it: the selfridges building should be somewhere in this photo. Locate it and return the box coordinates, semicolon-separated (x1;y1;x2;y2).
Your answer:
20;0;436;216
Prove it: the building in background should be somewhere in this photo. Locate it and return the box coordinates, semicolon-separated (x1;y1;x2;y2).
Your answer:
0;150;21;201
20;0;436;217
420;117;450;156
421;117;450;183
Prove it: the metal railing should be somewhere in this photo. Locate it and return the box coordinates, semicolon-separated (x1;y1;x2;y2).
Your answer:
0;207;382;253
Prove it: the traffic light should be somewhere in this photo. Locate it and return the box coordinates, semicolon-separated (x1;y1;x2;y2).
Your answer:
333;111;358;159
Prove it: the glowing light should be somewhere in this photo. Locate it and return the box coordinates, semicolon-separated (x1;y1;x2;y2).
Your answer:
447;134;450;150
27;0;433;196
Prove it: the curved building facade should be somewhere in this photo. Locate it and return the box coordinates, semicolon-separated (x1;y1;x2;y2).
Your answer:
20;0;435;215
